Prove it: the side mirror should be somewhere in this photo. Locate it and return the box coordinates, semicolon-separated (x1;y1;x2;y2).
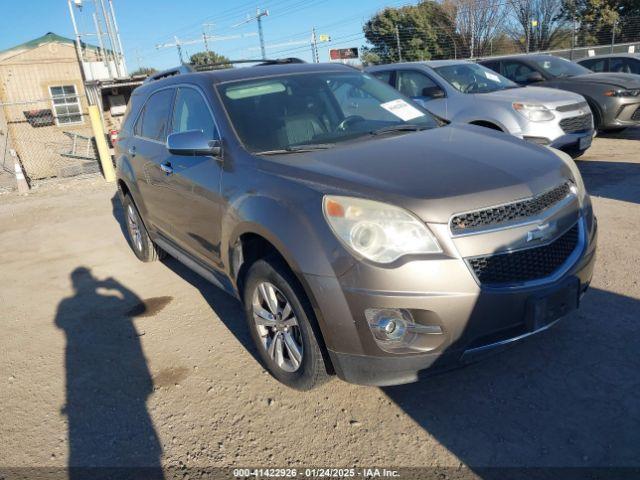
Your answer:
167;130;222;157
525;71;544;84
421;86;445;99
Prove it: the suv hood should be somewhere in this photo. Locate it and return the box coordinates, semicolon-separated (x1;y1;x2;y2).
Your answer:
557;72;640;89
480;85;585;108
260;124;574;224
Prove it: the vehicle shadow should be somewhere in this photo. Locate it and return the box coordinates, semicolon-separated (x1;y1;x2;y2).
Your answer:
596;127;640;141
110;192;259;366
160;256;260;365
577;160;640;205
55;267;164;479
383;287;640;469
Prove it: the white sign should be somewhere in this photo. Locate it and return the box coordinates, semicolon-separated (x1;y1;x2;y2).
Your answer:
629;45;636;53
380;99;425;122
484;71;501;82
588;49;595;57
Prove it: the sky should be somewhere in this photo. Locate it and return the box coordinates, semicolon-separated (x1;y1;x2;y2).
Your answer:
0;0;414;71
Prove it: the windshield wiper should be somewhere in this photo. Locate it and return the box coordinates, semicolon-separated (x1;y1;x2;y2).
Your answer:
370;124;429;136
256;143;334;155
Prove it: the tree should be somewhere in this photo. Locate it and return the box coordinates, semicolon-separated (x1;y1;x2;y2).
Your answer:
443;0;507;57
131;67;157;77
507;0;568;52
362;1;457;63
562;0;640;45
189;51;232;68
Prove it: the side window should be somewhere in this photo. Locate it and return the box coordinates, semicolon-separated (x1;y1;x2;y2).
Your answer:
581;58;607;72
502;61;535;83
138;89;174;142
170;87;218;139
396;70;443;98
610;58;638;74
371;71;393;85
133;107;144;137
482;61;500;73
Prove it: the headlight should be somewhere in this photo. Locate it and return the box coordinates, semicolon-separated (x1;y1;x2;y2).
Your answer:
513;103;555;122
546;147;589;207
604;89;640;97
322;196;441;263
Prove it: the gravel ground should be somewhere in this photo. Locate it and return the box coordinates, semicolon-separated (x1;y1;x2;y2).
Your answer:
1;128;639;476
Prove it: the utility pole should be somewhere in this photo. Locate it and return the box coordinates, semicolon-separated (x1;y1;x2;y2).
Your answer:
395;24;402;62
233;8;269;59
611;19;617;53
311;27;319;63
203;23;214;54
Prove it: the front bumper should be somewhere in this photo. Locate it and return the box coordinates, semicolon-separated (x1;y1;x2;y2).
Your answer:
601;98;640;129
303;216;597;386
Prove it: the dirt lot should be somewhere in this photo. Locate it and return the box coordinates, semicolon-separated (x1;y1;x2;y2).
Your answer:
1;129;639;476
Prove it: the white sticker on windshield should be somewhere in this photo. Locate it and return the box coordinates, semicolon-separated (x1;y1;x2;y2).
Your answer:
380;99;425;121
484;71;501;82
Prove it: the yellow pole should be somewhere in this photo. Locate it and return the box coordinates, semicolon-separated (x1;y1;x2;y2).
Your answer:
88;105;116;182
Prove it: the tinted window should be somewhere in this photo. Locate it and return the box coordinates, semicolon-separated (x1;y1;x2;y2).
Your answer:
397;71;441;97
529;56;591;78
171;88;218;138
482;60;500;72
502;61;536;83
371;71;393;85
139;89;174;141
580;58;607;72
610;57;640;74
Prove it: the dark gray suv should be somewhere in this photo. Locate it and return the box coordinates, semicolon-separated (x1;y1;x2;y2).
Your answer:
116;62;597;390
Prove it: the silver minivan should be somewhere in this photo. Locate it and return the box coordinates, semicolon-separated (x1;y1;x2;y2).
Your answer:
366;60;594;158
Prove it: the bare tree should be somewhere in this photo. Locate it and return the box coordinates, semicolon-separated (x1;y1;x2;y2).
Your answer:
507;0;568;52
443;0;506;57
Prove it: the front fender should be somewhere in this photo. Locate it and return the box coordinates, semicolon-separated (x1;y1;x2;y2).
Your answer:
222;192;354;280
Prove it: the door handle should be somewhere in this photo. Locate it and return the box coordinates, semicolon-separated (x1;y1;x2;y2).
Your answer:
128;146;136;156
160;163;173;175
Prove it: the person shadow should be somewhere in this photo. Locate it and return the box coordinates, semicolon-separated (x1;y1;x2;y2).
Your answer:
55;267;163;479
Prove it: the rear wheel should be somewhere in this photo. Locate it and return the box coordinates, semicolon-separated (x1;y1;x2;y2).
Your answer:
122;194;165;262
243;258;329;390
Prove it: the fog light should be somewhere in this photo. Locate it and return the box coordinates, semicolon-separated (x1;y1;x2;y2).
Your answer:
366;308;410;343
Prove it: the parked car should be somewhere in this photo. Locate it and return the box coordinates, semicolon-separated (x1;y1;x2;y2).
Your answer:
577;53;640;75
366;60;594;158
480;54;640;132
116;61;597;390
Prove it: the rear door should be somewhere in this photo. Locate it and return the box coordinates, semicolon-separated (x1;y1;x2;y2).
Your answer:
161;86;225;269
131;88;176;236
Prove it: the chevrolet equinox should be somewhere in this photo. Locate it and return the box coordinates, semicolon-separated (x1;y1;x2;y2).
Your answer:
115;62;597;390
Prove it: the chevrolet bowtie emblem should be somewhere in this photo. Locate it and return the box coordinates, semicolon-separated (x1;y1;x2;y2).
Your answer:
527;221;556;243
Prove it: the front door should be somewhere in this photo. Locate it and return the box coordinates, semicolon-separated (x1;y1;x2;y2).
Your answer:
395;70;447;119
160;86;225;269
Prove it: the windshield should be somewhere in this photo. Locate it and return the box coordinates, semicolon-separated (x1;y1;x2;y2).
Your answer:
217;72;440;153
530;56;591;78
434;63;518;93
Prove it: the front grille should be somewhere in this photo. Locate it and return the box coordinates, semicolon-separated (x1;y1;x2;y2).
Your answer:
632;107;640;121
559;113;592;133
450;182;572;234
555;101;588;113
468;223;579;286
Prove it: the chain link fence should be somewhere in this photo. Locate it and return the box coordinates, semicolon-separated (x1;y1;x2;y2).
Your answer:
0;94;100;186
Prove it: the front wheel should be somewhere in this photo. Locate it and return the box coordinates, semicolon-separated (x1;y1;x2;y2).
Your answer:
243;258;330;390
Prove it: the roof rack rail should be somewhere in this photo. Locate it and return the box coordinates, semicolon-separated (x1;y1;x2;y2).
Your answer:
192;57;305;71
143;64;195;83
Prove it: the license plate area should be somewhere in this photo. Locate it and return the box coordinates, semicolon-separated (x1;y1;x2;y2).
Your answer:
525;279;579;332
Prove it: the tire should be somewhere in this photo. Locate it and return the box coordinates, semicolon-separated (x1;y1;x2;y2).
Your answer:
122;194;165;262
243;258;330;390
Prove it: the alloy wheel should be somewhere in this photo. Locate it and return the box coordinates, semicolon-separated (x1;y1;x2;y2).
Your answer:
251;281;304;372
127;204;143;252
